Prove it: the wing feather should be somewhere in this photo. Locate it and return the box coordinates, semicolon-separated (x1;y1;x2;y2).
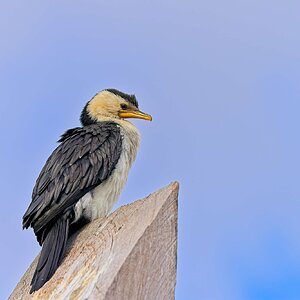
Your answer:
23;122;122;243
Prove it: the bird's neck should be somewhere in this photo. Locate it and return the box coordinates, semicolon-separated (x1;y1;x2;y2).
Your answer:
91;117;141;156
95;117;137;131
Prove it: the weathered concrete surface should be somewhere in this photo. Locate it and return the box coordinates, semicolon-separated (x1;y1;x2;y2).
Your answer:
10;182;179;300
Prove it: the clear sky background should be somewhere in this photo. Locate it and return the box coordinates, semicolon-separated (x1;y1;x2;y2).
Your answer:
1;1;300;299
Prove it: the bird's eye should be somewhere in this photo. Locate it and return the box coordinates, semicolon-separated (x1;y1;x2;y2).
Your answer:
120;103;128;110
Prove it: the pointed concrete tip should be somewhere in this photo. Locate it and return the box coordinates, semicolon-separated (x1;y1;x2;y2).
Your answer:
165;181;179;189
171;181;180;190
10;182;179;300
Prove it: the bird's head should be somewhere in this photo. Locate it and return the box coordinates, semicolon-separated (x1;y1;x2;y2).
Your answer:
80;89;152;126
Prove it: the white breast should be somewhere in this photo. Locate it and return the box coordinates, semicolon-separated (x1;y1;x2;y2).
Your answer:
74;121;140;222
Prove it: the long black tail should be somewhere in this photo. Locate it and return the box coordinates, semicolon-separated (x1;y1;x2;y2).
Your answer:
30;215;70;293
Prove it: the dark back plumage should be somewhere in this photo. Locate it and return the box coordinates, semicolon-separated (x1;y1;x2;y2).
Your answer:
23;122;122;242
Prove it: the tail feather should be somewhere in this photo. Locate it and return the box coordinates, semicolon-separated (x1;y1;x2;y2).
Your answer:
30;215;70;293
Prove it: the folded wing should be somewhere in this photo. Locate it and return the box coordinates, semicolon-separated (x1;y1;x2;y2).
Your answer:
23;122;122;244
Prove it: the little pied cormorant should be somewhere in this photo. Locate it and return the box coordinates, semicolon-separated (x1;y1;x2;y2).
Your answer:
23;89;152;293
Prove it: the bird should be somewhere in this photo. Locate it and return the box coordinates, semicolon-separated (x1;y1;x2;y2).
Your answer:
22;88;152;293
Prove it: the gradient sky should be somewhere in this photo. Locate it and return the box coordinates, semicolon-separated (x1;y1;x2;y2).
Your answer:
1;1;300;299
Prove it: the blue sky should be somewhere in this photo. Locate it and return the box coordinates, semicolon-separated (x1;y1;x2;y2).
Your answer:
1;1;300;299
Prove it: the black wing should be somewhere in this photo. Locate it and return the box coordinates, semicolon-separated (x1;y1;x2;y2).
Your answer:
23;122;122;243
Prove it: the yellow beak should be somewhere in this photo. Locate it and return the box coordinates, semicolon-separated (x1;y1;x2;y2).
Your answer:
118;110;152;121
